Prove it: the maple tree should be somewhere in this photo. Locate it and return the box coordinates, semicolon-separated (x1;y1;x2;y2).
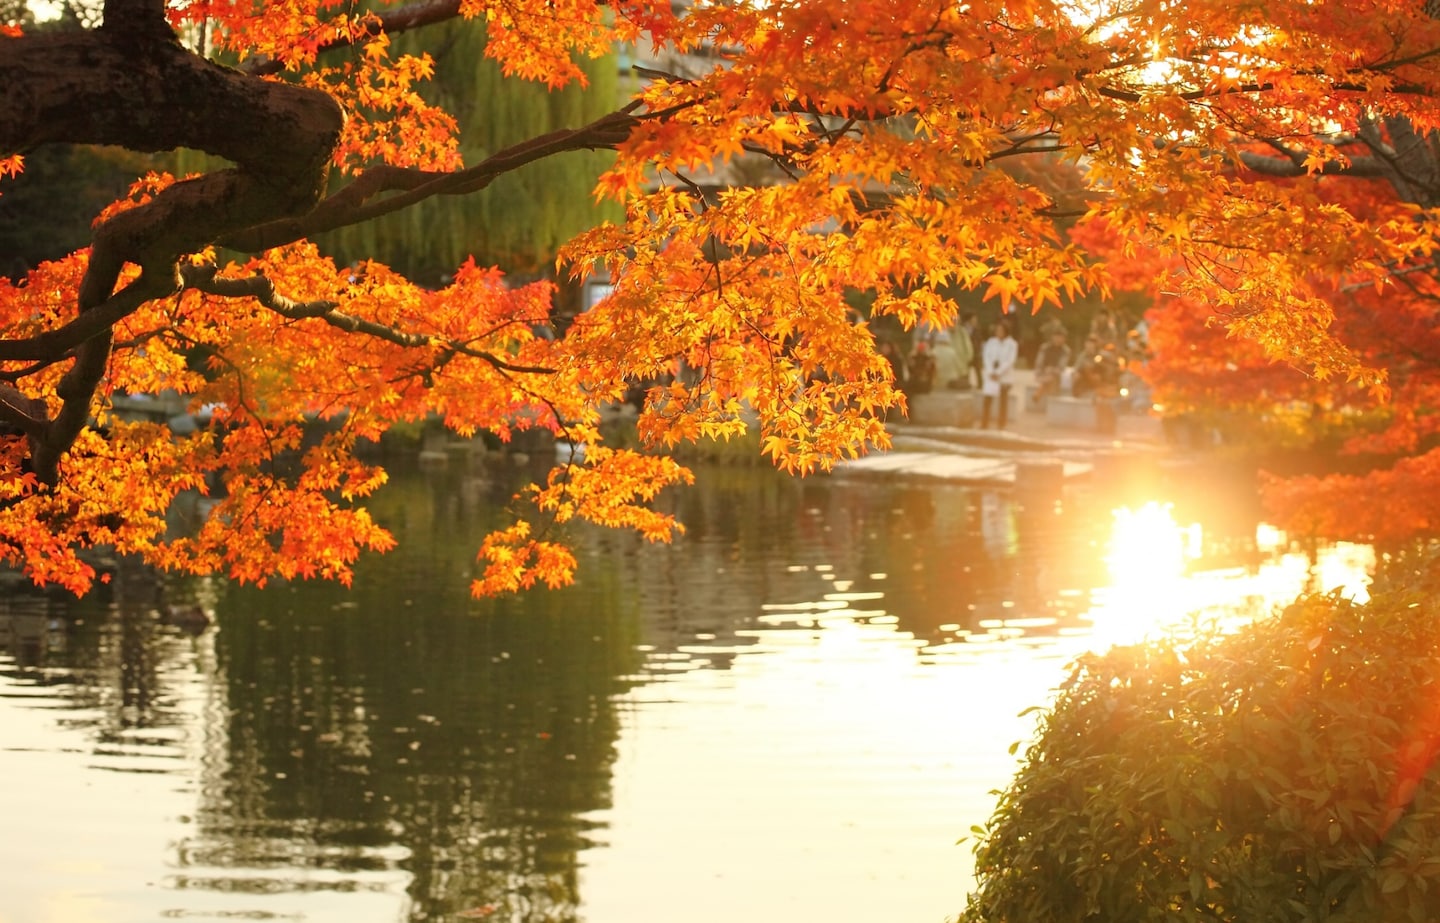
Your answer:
1069;216;1343;448
5;0;1440;594
1082;140;1440;541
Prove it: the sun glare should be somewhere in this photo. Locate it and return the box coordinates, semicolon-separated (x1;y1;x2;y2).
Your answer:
1106;502;1195;584
1084;503;1376;652
1088;502;1197;646
25;1;61;21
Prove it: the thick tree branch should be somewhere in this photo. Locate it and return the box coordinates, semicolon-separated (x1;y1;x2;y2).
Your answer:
1;15;345;484
0;7;610;465
221;104;641;253
1;28;342;270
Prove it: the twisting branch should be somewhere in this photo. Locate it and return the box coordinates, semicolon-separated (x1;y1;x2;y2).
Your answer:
2;9;346;486
180;263;555;375
181;262;340;316
221;104;644;253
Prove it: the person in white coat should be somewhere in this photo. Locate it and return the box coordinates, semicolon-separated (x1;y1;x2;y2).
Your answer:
981;320;1018;428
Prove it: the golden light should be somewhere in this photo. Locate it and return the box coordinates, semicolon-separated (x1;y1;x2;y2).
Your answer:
1106;502;1191;582
1089;501;1200;647
1085;505;1375;652
1255;522;1286;554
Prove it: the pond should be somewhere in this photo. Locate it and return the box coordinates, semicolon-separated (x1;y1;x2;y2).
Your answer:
0;456;1373;923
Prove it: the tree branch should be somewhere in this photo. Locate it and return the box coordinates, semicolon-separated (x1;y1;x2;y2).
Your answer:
181;264;554;375
1236;148;1391;178
101;0;169;36
1;24;344;484
221;104;641;253
0;384;48;439
240;0;464;77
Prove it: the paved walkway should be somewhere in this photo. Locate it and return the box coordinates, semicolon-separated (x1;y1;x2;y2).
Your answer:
836;369;1171;486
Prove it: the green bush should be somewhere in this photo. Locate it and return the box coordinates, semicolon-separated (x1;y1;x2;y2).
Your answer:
961;587;1440;923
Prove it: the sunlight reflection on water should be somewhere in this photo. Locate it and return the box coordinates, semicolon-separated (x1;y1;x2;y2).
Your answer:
1090;500;1373;651
582;488;1379;923
0;466;1383;923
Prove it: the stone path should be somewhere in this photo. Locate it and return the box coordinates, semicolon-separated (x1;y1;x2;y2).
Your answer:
834;369;1170;487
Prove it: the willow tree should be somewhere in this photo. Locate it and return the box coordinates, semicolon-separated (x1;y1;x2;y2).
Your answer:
318;18;622;283
2;0;1440;594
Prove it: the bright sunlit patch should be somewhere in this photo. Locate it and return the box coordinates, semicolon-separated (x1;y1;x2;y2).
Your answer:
1255;522;1287;554
26;1;61;21
1106;502;1190;585
1312;542;1375;604
1090;502;1201;647
1087;505;1376;653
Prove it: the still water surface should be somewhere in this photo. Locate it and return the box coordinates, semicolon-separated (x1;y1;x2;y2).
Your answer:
0;460;1372;923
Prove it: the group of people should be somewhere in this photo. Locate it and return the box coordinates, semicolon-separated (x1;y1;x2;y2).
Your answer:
1030;309;1150;412
879;306;1150;430
880;313;1022;428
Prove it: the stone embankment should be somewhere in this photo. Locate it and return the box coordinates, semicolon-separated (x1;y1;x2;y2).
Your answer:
837;369;1169;489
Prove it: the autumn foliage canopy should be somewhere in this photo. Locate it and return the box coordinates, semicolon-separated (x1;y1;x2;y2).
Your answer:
5;0;1440;593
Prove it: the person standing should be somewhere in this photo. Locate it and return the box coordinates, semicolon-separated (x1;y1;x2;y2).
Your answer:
930;329;964;390
981;320;1018;429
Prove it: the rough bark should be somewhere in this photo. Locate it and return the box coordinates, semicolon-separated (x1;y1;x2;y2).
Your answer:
0;0;650;487
1;30;343;262
0;9;345;484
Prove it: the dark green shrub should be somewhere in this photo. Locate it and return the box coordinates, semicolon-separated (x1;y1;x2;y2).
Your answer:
961;588;1440;923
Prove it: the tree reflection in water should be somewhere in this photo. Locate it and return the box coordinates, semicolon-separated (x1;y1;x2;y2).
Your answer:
197;462;646;922
0;567;212;738
0;456;1362;923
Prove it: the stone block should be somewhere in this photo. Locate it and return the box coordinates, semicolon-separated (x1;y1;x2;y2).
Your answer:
908;391;981;427
1046;396;1098;429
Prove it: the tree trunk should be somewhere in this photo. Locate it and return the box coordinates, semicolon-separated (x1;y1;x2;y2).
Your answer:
0;13;344;483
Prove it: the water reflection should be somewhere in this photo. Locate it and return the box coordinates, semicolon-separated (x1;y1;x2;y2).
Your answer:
190;468;646;922
1088;500;1373;651
0;593;69;670
0;575;225;923
0;458;1378;923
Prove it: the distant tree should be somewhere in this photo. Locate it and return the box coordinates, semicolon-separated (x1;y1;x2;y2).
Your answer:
0;143;157;279
4;0;1440;593
1079;147;1440;541
1069;215;1337;447
317;18;622;284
